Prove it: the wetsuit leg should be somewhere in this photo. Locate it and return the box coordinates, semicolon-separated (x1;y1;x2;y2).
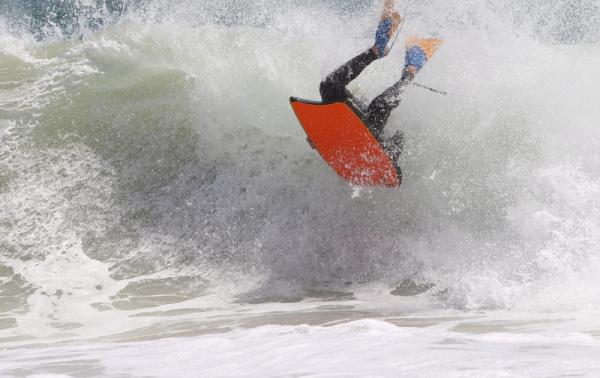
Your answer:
320;49;378;103
366;68;415;135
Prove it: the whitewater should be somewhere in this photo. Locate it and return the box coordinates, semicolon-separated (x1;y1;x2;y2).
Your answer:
1;0;600;376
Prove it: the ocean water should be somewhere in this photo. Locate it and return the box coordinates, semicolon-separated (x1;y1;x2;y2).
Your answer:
1;0;600;377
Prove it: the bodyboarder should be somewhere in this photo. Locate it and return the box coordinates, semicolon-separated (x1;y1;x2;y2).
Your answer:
318;0;443;157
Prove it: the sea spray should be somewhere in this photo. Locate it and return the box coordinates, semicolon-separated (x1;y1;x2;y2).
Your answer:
0;0;599;345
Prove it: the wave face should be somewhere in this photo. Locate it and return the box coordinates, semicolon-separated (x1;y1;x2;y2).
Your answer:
1;0;600;341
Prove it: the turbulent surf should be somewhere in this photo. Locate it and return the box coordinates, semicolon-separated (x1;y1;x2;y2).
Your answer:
1;0;600;376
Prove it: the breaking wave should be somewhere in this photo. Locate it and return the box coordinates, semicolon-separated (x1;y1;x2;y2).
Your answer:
1;0;600;341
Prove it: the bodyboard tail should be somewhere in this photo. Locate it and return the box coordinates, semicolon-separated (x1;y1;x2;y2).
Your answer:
290;98;401;188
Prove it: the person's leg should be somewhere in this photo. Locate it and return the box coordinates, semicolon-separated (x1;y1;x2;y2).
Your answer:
319;2;403;103
366;36;442;135
319;49;378;103
366;66;416;135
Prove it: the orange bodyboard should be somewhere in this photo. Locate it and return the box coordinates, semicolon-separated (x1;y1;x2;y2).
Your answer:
290;98;401;188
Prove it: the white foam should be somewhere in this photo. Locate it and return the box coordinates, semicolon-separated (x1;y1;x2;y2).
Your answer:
1;0;600;355
0;120;14;138
2;320;600;378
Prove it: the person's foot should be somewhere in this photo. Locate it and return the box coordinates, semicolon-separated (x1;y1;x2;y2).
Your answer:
402;37;444;77
373;10;403;58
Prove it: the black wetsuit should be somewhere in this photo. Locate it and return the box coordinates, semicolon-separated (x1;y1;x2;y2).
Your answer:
319;49;413;136
319;49;411;163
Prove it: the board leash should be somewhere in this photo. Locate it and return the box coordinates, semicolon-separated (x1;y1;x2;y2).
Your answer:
412;82;451;96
